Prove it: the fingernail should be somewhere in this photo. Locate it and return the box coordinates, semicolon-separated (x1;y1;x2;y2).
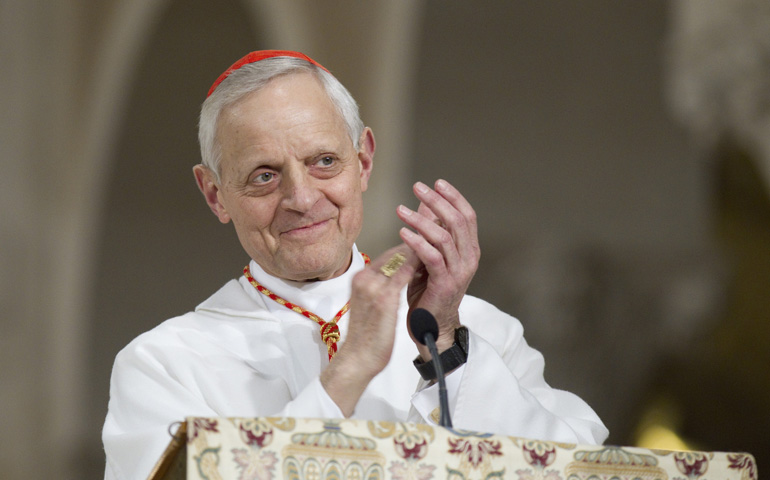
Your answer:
400;227;415;238
398;205;413;216
436;179;448;191
415;182;429;194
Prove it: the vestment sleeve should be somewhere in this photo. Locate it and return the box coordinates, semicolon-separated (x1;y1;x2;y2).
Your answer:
102;337;217;480
407;296;608;444
102;327;344;480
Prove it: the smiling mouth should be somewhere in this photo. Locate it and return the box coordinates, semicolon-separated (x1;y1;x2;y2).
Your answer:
282;220;330;236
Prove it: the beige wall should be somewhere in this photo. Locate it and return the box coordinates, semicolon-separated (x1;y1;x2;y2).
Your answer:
2;0;767;477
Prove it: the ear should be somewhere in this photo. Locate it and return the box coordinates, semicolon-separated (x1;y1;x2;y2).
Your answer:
357;127;375;192
193;164;231;224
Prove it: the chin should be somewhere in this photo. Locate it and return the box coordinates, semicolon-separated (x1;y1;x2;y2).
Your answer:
286;250;350;281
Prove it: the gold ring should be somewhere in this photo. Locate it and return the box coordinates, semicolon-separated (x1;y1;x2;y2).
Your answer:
379;253;406;277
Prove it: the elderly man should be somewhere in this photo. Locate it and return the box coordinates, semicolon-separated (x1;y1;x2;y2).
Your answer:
102;50;607;479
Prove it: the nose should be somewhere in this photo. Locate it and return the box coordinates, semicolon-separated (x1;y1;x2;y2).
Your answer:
280;168;322;213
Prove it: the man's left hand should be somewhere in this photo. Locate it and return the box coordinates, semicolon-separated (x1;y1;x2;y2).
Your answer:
397;179;480;357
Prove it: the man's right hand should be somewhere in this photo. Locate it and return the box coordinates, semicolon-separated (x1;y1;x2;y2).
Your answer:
320;245;420;417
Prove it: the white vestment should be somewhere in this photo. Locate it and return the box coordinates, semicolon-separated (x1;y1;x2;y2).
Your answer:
103;246;608;479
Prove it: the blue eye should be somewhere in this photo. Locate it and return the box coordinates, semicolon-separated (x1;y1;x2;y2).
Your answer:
318;156;335;166
254;172;274;183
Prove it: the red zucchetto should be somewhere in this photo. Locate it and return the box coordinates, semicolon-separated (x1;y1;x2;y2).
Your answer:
207;50;330;97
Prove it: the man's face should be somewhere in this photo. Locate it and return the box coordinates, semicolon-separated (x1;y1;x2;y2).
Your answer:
200;72;374;281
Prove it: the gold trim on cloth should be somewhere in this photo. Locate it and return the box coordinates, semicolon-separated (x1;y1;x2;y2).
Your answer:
145;417;758;480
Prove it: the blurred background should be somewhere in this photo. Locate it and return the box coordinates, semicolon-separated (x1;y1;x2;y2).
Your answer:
2;0;768;477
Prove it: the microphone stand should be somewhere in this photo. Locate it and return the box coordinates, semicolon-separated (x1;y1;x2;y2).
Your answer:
424;331;452;428
410;308;453;429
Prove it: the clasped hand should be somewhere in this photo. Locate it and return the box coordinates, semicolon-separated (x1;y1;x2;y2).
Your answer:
321;179;479;416
397;179;480;357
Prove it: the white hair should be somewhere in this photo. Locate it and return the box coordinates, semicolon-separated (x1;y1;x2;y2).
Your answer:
198;57;364;181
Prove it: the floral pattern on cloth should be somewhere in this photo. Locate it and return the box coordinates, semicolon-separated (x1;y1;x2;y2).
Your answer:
515;440;561;480
446;431;504;479
171;417;757;480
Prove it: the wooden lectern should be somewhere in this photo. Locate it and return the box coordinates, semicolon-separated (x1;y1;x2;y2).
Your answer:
148;417;757;480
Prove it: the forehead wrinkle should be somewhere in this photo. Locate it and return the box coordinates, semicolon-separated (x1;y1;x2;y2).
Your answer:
253;73;347;139
248;116;349;166
217;73;352;178
262;103;348;153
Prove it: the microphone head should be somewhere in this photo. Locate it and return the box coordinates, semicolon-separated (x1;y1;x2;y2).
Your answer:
409;308;439;345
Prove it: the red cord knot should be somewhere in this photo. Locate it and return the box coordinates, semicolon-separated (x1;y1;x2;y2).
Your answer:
320;322;340;359
243;253;369;363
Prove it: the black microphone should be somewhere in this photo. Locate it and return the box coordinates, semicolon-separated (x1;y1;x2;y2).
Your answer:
409;308;452;428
